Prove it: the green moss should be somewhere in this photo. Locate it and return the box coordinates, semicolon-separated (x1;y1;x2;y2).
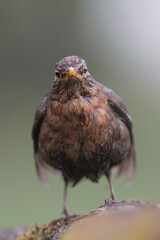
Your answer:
17;215;81;240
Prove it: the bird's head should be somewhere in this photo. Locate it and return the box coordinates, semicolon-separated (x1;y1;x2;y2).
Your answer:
54;56;89;82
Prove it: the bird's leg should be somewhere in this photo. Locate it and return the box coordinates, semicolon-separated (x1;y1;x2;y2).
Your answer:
106;172;117;201
61;179;70;218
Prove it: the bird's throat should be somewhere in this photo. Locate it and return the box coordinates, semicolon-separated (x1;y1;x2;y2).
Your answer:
52;78;93;101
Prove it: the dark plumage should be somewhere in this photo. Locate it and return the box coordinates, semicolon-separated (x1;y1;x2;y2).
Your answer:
32;56;135;217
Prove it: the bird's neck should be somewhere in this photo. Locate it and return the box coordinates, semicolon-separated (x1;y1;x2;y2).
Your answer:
51;77;97;102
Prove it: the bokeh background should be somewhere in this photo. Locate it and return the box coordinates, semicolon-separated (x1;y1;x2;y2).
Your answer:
1;0;160;229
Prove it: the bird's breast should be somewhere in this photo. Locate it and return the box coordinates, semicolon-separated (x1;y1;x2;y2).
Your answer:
39;95;119;168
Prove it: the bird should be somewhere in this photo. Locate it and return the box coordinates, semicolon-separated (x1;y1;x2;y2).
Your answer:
32;56;135;217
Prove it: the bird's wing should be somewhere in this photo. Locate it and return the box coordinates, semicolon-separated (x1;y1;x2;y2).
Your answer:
32;96;61;186
32;96;50;185
107;88;133;143
32;96;47;153
104;87;136;182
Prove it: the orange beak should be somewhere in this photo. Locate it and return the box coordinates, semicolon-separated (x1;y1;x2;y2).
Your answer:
68;67;80;78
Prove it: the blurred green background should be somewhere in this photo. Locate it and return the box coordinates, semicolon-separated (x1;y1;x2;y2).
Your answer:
1;0;160;229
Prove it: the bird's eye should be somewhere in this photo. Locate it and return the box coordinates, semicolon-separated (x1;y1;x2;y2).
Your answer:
55;71;60;78
83;67;88;73
61;73;66;78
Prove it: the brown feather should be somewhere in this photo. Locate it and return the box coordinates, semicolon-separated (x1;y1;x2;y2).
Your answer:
32;56;136;204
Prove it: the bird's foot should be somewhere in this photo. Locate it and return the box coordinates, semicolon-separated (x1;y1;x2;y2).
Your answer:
111;193;117;202
61;207;70;218
105;199;129;207
105;198;117;206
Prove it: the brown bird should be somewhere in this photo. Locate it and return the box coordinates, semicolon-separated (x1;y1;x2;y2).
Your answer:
32;56;135;217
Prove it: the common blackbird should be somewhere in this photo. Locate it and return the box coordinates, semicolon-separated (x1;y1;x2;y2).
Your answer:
32;56;135;217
